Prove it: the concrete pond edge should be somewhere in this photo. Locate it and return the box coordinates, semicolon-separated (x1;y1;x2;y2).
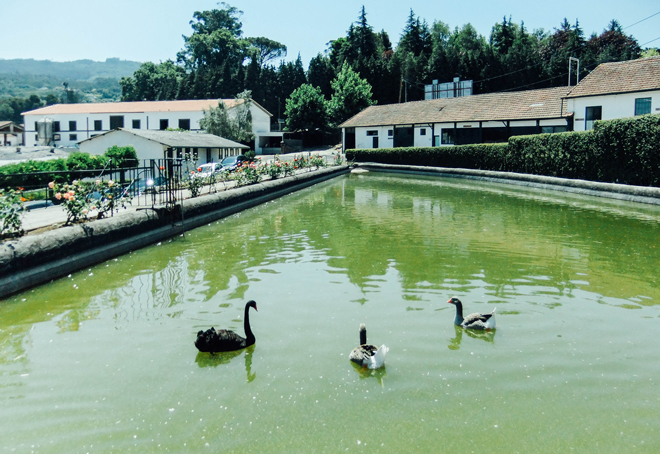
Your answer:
0;165;350;300
358;163;660;206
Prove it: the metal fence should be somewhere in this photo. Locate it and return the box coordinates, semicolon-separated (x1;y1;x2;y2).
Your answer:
2;158;197;211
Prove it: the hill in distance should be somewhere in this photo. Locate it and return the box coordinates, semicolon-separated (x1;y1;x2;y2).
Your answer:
0;58;143;81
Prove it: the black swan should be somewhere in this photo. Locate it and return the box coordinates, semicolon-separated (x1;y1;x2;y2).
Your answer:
195;300;258;353
349;323;388;369
447;297;496;330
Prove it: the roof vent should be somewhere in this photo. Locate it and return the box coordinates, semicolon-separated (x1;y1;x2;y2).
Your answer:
529;103;544;107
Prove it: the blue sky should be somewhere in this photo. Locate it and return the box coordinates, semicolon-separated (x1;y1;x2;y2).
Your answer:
3;0;659;66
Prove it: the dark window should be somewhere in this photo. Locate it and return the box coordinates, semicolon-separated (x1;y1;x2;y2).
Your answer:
35;134;38;140
69;133;77;141
366;130;378;136
69;120;76;131
585;106;602;130
393;127;414;147
34;121;38;131
179;119;191;130
372;137;379;148
132;119;141;129
419;128;426;135
206;149;212;162
441;129;455;145
110;115;124;130
192;147;198;160
388;129;393;137
94;120;102;131
160;119;169;130
52;121;60;132
635;97;652;116
541;126;568;134
176;148;182;158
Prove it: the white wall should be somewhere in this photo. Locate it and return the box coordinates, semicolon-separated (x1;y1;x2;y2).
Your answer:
567;90;660;131
22;100;277;151
79;130;166;161
355;126;393;149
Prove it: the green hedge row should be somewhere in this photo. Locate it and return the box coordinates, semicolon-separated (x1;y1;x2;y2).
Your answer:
0;146;138;190
347;114;660;187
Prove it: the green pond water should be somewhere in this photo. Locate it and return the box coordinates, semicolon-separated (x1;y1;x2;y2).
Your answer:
2;172;660;453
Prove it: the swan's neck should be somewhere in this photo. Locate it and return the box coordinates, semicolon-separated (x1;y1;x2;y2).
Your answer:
244;304;255;345
453;303;464;326
359;326;367;345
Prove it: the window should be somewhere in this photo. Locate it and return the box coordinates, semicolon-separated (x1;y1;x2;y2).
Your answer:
35;134;38;140
206;149;212;162
635;97;652;116
366;130;378;136
179;119;191;130
52;121;60;132
69;134;77;141
69;120;76;131
388;129;393;137
34;121;38;131
585;106;602;130
372;137;379;148
160;119;169;130
110;115;124;130
132;119;141;129
541;126;568;134
53;134;60;140
441;129;455;145
419;128;426;135
94;120;102;131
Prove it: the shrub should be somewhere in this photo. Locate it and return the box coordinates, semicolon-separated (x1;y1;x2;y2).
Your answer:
104;145;138;168
50;179;131;225
346;114;660;187
0;188;24;239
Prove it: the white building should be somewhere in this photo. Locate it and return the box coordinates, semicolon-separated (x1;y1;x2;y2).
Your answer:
564;56;660;131
340;86;572;150
21;99;282;154
340;56;660;151
78;129;248;166
0;121;24;146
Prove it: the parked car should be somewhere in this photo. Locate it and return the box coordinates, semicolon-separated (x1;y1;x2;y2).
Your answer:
192;162;224;179
134;176;169;195
219;155;247;172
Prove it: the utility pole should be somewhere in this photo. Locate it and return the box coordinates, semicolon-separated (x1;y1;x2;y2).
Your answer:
568;57;580;86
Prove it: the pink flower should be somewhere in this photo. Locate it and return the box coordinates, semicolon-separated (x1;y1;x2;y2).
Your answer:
55;192;62;200
95;179;101;185
91;206;96;210
82;209;88;215
48;181;55;189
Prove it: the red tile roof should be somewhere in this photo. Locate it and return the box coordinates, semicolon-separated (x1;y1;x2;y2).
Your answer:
340;87;572;128
565;56;660;98
22;99;248;116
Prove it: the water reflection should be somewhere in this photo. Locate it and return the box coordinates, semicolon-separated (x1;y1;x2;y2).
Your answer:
448;325;496;350
195;344;256;382
350;362;388;386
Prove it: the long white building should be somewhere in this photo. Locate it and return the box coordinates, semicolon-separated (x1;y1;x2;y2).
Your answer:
340;56;660;150
22;98;283;154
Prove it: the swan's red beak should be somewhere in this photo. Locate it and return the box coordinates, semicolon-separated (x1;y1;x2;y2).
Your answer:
254;304;258;311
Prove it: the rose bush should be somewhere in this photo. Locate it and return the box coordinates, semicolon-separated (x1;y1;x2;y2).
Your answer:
0;188;24;239
50;179;131;225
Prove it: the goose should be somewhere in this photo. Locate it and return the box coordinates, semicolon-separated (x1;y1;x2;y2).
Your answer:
349;323;388;369
447;297;496;330
195;300;258;353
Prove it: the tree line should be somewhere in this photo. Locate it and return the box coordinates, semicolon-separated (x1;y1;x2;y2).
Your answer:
117;4;649;126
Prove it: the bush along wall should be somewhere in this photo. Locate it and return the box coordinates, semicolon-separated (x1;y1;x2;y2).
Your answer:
346;114;660;187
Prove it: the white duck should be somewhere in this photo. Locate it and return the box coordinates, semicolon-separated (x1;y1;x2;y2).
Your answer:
447;297;496;330
349;323;388;369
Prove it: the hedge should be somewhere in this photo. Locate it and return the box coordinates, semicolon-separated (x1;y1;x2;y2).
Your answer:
347;114;660;187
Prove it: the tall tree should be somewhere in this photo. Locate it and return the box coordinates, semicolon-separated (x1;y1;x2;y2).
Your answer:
284;84;329;131
328;63;375;126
